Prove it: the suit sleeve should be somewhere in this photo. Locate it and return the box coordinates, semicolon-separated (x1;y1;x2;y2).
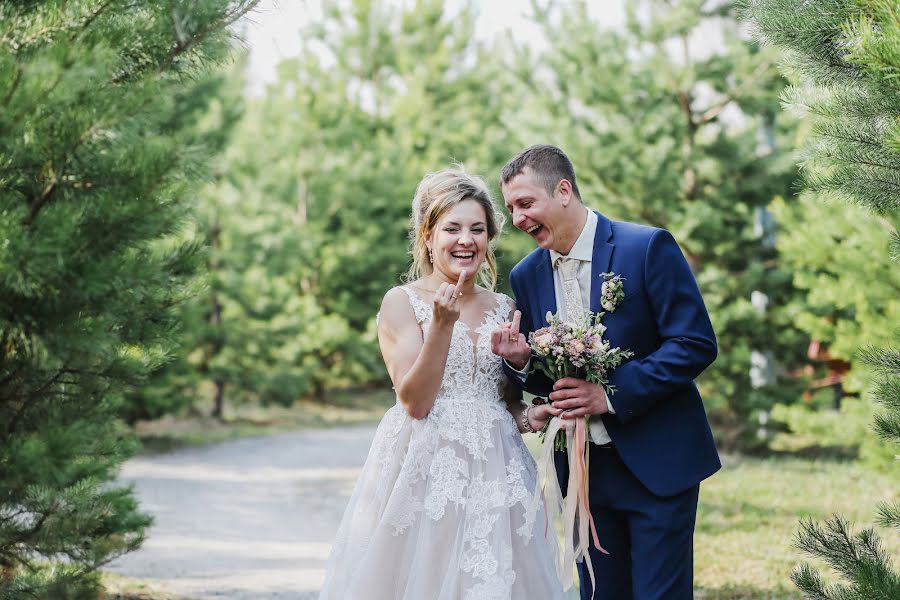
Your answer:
502;268;554;397
608;229;717;423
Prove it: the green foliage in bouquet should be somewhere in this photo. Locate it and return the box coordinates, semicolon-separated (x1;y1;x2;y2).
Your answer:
529;297;633;450
530;311;633;392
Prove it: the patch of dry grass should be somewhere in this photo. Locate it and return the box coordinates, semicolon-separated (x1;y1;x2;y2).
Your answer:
134;387;395;453
100;573;194;600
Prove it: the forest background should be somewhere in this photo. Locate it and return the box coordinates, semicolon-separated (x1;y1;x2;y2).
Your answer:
1;1;897;598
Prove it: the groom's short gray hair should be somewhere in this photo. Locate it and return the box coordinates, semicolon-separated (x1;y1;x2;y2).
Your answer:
500;145;582;200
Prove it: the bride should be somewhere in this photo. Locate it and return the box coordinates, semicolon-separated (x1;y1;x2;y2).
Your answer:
319;169;569;599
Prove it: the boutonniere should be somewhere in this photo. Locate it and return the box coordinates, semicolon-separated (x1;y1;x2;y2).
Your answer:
599;272;626;312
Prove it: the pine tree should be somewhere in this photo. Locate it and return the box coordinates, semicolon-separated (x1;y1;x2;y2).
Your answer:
179;0;517;415
746;0;900;597
521;0;808;447
0;1;257;596
769;196;900;406
124;61;250;423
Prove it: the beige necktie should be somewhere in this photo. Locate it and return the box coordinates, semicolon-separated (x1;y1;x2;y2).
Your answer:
557;258;585;323
557;257;611;444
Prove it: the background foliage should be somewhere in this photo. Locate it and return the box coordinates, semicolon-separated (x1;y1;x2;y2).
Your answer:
0;1;257;596
746;0;900;597
2;0;898;596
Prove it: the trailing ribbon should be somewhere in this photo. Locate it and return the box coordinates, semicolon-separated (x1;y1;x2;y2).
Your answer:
533;416;606;595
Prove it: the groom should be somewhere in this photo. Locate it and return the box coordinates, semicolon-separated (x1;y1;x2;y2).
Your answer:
493;145;720;599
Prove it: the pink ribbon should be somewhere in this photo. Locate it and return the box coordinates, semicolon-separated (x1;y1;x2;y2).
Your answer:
533;416;607;595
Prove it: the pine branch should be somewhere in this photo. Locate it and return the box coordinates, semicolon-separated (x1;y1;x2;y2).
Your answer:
791;561;834;600
2;364;69;440
877;502;900;532
871;385;900;443
23;166;58;227
793;515;900;599
796;516;859;580
112;1;260;85
69;0;116;43
859;346;900;373
1;66;21;107
890;230;900;263
23;117;101;226
696;58;778;125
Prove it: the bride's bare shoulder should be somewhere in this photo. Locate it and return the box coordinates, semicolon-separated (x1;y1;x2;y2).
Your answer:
379;285;419;328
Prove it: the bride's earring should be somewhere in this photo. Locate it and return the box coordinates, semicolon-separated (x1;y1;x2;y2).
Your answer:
429;248;434;263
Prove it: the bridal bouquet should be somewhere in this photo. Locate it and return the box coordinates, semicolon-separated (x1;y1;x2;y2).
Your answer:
529;273;633;450
527;272;632;593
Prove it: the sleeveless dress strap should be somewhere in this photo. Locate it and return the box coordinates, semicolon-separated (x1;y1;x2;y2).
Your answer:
491;291;514;322
399;286;432;324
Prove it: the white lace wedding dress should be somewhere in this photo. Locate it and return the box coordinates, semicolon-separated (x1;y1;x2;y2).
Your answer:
319;286;568;600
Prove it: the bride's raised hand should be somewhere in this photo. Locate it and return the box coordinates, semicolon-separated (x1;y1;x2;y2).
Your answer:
432;269;467;328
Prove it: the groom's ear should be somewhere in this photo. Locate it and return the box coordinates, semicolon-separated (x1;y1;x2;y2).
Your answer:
556;178;574;206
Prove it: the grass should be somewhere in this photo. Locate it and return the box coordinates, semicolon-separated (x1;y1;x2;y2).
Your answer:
129;391;897;599
100;573;195;600
694;452;898;599
522;424;898;599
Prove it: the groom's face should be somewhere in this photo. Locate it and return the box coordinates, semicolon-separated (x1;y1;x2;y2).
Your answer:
502;168;567;251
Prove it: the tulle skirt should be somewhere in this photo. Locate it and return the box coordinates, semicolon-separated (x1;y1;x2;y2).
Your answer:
319;399;570;600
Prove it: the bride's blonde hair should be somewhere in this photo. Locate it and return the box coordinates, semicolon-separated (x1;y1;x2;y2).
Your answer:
406;168;504;290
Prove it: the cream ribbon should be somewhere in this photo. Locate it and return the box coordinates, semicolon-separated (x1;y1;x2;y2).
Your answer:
532;415;607;595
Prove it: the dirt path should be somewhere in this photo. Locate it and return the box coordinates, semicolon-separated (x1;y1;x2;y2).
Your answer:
108;425;377;599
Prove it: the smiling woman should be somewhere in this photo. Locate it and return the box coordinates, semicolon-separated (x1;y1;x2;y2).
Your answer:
428;201;488;281
317;168;571;600
408;168;504;291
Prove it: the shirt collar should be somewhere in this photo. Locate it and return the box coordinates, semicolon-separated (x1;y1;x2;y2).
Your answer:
550;208;596;267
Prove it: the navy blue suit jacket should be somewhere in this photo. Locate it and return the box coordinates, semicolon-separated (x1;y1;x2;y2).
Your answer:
506;211;721;497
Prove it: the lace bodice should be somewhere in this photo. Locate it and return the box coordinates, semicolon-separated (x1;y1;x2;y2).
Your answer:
400;286;510;407
320;285;564;600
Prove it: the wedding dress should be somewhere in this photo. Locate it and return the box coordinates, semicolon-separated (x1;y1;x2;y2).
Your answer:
319;286;568;600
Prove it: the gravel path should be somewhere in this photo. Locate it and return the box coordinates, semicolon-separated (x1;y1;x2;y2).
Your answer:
108;425;377;599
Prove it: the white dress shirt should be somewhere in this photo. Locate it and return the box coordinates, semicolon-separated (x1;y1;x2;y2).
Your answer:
515;208;615;445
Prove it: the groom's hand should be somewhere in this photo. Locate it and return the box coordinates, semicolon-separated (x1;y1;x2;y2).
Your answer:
491;310;531;370
549;378;609;419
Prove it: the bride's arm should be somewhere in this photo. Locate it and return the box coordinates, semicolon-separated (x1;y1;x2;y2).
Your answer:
378;286;457;420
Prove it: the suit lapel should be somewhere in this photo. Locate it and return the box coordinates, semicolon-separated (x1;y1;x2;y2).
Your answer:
590;212;615;314
534;250;556;327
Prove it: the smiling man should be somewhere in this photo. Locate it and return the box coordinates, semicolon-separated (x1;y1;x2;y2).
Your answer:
491;145;721;600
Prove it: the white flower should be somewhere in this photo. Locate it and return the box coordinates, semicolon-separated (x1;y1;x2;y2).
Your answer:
533;331;554;348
